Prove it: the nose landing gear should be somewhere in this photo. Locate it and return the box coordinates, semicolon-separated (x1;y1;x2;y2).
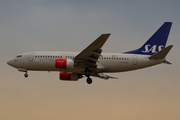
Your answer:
24;72;28;78
18;69;28;78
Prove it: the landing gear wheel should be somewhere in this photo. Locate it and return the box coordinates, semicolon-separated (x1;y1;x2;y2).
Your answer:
24;73;28;78
87;77;92;84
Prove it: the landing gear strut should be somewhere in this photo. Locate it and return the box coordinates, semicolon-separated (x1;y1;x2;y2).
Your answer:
24;72;28;78
84;69;92;84
84;70;90;77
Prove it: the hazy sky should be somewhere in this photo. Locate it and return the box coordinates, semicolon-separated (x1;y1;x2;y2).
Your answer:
1;1;180;120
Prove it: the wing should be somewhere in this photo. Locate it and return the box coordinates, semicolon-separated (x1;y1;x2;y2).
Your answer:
74;34;111;70
94;73;118;80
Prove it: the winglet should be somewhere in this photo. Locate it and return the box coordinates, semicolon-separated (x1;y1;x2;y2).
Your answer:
149;45;173;60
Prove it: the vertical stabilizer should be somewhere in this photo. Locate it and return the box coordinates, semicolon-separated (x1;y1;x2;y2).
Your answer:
124;22;172;55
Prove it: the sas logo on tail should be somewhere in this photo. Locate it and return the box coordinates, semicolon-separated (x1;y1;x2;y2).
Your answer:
142;45;164;53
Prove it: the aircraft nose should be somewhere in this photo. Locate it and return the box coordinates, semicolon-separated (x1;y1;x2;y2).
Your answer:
7;59;14;66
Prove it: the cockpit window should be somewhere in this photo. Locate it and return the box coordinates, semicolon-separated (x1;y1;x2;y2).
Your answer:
16;55;22;58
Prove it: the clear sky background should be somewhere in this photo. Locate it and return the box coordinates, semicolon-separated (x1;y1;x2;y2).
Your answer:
0;0;180;120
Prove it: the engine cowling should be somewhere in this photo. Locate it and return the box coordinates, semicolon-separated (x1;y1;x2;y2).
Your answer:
55;58;74;69
59;72;82;81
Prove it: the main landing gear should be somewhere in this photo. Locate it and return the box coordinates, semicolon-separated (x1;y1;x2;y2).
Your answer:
84;69;92;84
86;77;92;84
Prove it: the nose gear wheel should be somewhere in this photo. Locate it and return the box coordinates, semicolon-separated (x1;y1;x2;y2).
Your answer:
24;72;28;78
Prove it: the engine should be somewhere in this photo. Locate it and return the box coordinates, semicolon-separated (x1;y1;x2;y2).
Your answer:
59;72;82;81
55;58;74;69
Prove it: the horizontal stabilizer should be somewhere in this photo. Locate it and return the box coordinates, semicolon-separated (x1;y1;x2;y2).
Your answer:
163;60;172;65
149;45;173;59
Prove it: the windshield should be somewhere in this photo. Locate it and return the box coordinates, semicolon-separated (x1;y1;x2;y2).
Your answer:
16;55;22;58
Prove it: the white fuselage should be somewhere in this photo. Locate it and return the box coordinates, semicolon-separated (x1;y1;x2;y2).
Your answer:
7;51;164;74
6;22;172;84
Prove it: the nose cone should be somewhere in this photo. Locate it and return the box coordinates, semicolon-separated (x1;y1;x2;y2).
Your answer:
7;59;14;67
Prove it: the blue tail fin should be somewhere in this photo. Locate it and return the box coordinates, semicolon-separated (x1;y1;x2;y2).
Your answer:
123;22;172;55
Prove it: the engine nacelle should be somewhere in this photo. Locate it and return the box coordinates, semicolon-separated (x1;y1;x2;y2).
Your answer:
55;58;74;69
59;72;82;81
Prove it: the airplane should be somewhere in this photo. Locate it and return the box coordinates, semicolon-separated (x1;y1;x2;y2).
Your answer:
7;22;173;84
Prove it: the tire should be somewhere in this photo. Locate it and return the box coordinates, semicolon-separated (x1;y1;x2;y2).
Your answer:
24;73;28;78
86;77;92;84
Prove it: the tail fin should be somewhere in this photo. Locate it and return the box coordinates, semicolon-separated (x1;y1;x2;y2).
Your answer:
124;22;172;55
